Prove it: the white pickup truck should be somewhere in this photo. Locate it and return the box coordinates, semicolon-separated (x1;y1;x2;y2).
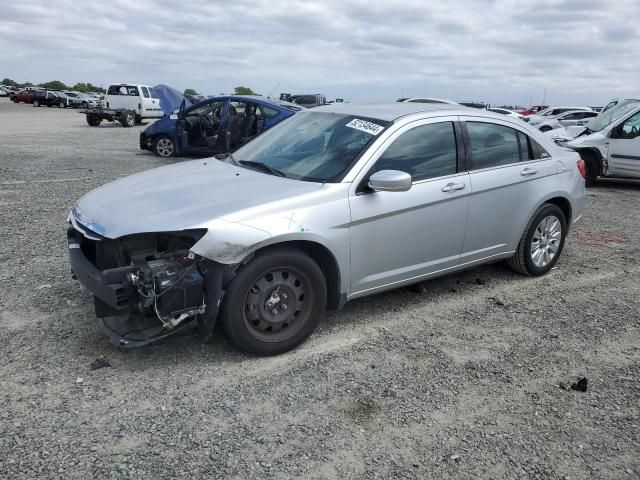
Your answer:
84;83;164;127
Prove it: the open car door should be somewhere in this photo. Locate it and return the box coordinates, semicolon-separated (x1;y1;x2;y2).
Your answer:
175;99;187;154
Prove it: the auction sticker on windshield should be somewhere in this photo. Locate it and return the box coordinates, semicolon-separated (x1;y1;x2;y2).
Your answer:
346;118;385;135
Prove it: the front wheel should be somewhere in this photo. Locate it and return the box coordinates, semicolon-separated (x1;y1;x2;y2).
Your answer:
59;101;66;108
153;136;175;157
33;100;40;107
86;115;101;127
219;247;327;355
539;125;552;132
507;203;567;276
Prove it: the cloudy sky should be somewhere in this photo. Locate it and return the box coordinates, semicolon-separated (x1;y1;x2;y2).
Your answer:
1;0;638;106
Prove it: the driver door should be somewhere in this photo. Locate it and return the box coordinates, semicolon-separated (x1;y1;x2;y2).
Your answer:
349;118;470;296
608;111;640;179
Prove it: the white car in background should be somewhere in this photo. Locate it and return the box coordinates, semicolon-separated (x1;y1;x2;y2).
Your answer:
397;97;459;105
525;106;592;126
556;101;640;185
487;107;524;119
535;110;599;132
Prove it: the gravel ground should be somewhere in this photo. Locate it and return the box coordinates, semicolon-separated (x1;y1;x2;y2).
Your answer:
0;99;639;480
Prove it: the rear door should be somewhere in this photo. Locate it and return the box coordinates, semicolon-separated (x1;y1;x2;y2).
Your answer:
460;117;558;262
607;110;640;178
141;86;163;118
349;117;470;295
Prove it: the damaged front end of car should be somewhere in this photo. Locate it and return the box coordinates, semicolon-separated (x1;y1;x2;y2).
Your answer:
67;209;230;347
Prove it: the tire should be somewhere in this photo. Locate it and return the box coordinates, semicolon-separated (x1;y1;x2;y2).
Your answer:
120;110;135;127
539;125;552;132
153;136;176;157
59;101;65;108
219;247;327;355
86;115;101;127
583;155;599;187
507;203;567;276
135;114;142;124
82;101;88;108
33;99;40;107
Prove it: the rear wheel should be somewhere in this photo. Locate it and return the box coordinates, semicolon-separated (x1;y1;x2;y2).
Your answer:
539;125;552;132
120;110;135;127
86;115;101;127
153;136;175;157
59;101;66;108
81;101;88;108
33;99;40;107
507;203;566;276
220;247;327;355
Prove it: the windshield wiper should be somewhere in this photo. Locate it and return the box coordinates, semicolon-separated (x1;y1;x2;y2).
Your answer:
238;160;287;178
215;152;239;165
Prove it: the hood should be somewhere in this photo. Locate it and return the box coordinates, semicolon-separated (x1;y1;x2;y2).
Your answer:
545;125;588;141
565;130;607;149
153;84;192;115
74;159;325;238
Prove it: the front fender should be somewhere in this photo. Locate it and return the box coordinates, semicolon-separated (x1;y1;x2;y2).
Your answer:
190;219;271;264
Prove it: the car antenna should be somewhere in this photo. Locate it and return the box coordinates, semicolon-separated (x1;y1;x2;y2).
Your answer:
267;81;280;99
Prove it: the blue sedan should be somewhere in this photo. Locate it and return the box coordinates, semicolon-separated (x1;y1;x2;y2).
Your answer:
140;95;303;157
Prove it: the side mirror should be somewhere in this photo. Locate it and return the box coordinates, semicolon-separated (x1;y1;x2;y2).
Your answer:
368;170;412;192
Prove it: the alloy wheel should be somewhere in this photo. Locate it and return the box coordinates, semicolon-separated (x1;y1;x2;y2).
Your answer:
530;215;562;268
155;138;174;157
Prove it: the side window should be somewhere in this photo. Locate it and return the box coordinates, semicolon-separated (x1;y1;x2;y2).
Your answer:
372;122;458;182
529;137;551;159
107;85;121;95
467;122;520;169
127;86;139;96
260;105;280;119
141;87;150;98
620;112;640;139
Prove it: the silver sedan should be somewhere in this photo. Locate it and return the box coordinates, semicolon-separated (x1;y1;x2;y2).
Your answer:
67;103;587;355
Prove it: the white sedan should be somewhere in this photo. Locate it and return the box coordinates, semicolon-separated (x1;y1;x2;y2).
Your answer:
536;110;599;132
487;107;524;119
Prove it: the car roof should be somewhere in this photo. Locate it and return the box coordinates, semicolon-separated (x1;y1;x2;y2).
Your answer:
193;95;304;111
311;102;474;121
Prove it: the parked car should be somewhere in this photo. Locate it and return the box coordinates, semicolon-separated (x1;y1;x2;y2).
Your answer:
140;95;303;157
397;97;458;105
563;102;640;185
289;94;328;108
517;105;549;116
32;90;68;108
488;107;524;119
535;110;599;132
0;89;7;97
67;103;586;354
600;98;640;114
10;89;38;103
525;106;592;125
64;91;99;108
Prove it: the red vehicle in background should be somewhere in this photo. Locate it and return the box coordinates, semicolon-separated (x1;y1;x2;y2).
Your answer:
10;89;38;104
517;105;549;116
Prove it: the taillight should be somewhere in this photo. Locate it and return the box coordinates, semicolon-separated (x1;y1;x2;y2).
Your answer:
577;159;587;178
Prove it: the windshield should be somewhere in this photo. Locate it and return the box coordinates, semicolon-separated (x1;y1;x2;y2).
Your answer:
232;111;390;183
587;100;640;132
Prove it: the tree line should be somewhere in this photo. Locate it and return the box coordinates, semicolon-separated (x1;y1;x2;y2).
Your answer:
1;78;106;93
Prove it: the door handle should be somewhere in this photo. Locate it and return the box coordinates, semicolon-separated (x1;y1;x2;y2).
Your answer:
441;182;466;192
520;168;538;176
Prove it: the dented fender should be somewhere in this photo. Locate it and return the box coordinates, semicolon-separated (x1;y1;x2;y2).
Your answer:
190;219;271;264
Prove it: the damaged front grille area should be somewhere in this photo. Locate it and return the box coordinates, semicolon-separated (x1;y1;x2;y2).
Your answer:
67;223;212;346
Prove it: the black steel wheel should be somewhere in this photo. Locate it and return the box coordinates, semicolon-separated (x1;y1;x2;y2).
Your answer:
220;247;326;355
